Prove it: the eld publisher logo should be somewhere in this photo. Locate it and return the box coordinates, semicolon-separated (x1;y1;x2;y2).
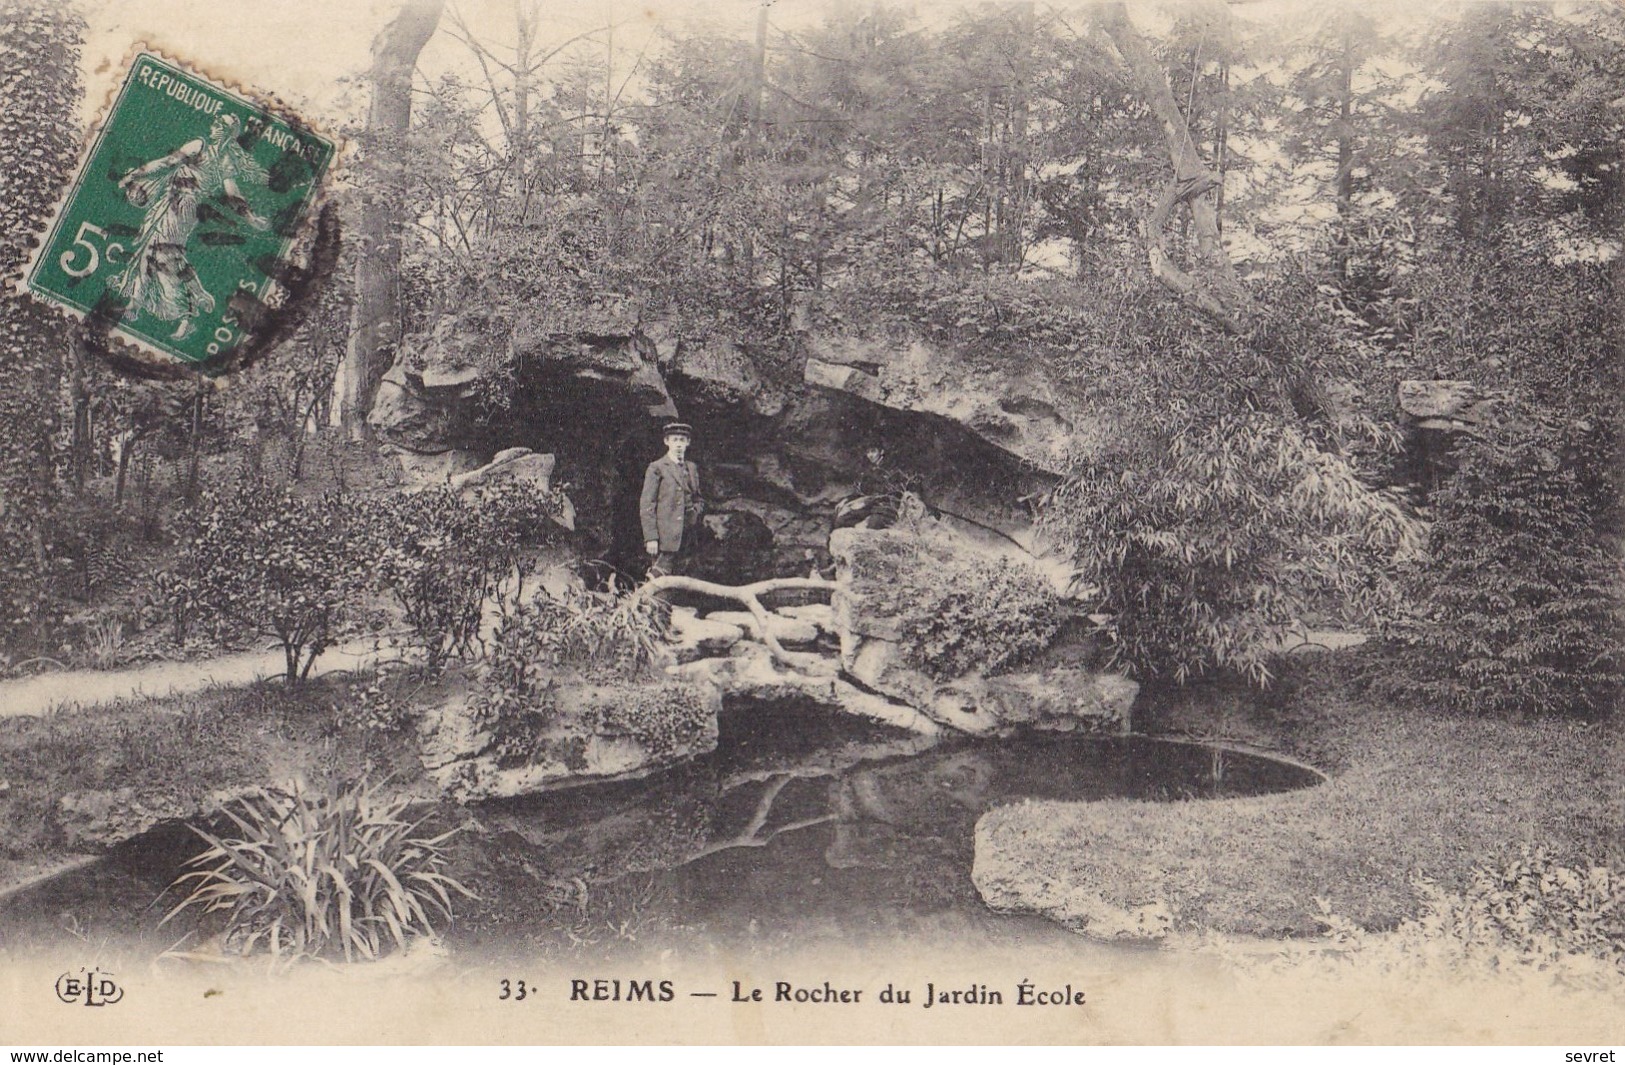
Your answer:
55;968;124;1007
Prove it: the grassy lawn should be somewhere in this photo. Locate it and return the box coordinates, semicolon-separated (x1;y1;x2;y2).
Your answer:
0;673;426;876
976;652;1625;937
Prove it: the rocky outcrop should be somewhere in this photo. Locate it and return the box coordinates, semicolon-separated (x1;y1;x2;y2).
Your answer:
369;310;677;474
672;640;942;736
829;523;1135;735
804;334;1095;475
56;785;253;850
1398;380;1510;434
366;303;1073;588
419;675;720;801
671;337;788;417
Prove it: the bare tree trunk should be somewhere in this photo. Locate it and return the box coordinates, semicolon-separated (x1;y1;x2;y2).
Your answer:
185;383;204;501
68;336;90;492
1097;2;1252;334
339;0;444;439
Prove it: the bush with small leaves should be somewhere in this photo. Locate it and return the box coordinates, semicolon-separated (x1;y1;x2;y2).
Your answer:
335;674;419;735
474;585;672;765
179;480;356;683
0;4;83;656
1416;849;1625;974
352;483;565;673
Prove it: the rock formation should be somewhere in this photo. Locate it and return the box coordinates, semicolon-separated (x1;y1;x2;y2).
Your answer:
366;309;1070;584
803;333;1093;475
418;671;721;802
371;310;1138;798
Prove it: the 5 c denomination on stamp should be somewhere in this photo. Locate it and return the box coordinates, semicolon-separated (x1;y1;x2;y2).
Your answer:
24;52;334;373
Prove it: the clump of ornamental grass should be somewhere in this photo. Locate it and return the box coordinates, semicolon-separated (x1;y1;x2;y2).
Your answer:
161;778;474;963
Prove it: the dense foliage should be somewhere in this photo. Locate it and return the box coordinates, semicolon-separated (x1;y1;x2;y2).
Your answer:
0;4;82;658
475;585;676;769
1316;848;1625;981
1047;415;1422;685
478;583;668;722
1420;849;1625;975
180;481;356;683
902;556;1070;680
1389;421;1623;717
355;483;566;672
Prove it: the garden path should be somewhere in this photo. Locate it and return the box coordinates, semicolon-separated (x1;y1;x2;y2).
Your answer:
0;641;389;718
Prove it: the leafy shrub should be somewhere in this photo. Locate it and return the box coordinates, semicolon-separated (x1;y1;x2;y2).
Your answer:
141;570;199;645
479;602;560;727
1414;849;1625;974
1311;849;1625;983
510;583;669;680
475;584;672;764
902;556;1069;679
1044;413;1423;685
592;684;712;758
180;480;357;683
162;779;473;963
478;584;668;716
1388;420;1623;717
488;684;712;771
353;483;565;672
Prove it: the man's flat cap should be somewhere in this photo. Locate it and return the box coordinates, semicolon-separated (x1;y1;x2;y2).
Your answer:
662;422;693;438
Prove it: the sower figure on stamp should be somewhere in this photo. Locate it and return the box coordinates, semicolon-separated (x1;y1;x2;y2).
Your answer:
640;422;704;577
113;112;271;341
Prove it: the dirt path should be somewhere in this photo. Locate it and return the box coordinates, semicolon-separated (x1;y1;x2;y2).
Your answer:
0;641;391;718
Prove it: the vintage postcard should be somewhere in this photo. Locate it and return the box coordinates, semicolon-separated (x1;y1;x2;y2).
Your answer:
0;0;1620;1048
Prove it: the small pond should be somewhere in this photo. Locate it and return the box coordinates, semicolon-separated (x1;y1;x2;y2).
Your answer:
0;700;1321;964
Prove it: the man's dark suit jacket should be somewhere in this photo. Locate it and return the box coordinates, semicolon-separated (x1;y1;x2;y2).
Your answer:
640;456;702;553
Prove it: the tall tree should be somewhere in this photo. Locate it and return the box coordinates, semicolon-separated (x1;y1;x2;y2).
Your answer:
1095;1;1252;334
340;0;444;438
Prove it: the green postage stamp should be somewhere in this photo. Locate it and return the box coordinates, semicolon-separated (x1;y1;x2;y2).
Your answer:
25;52;334;370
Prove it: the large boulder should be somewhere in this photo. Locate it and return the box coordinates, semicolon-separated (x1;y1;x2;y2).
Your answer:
369;312;504;455
510;317;676;417
804;334;1096;475
56;786;251;850
1397;380;1511;434
672;337;788;417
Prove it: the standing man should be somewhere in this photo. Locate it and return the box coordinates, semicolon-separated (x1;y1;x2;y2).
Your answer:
641;422;704;577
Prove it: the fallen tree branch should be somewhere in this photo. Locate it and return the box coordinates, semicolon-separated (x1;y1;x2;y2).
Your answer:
635;574;836;668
